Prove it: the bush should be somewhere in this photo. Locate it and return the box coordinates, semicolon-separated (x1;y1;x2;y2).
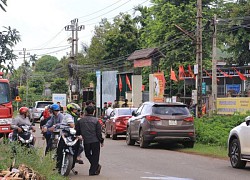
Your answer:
0;141;68;180
195;113;249;147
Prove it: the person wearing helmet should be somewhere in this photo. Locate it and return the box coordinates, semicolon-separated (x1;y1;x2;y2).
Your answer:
56;103;82;170
42;103;64;155
11;107;36;142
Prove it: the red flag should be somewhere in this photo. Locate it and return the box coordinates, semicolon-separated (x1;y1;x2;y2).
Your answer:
217;68;232;78
119;75;122;92
233;67;247;81
141;85;145;91
188;65;195;79
179;65;185;80
126;74;132;91
170;67;178;82
203;69;219;82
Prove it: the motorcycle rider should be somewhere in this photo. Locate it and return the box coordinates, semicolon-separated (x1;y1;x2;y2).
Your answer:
42;104;64;155
11;107;36;143
56;103;81;172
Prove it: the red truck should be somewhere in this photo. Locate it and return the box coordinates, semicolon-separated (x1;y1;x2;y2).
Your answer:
0;72;16;138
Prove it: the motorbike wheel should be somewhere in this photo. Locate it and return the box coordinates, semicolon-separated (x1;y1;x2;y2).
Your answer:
60;154;73;176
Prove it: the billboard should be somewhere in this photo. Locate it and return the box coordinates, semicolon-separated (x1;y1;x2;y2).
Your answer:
152;73;165;102
52;94;67;107
102;71;117;108
217;97;250;115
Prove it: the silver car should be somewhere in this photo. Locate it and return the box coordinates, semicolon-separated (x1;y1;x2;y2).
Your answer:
126;101;195;148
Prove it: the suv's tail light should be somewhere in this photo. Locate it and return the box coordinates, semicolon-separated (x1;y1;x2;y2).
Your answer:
145;115;161;121
184;117;194;122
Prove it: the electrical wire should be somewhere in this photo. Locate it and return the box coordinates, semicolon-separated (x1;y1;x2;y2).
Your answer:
78;0;124;19
79;0;132;24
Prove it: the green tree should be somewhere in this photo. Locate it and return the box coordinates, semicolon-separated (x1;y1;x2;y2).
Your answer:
0;26;21;73
219;0;250;66
29;54;38;70
50;78;68;94
35;55;59;72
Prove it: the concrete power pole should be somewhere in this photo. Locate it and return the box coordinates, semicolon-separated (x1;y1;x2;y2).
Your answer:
211;14;217;114
196;0;203;117
19;48;30;105
75;20;85;94
65;19;84;102
65;20;76;102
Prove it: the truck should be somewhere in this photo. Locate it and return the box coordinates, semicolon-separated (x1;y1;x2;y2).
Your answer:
0;72;16;138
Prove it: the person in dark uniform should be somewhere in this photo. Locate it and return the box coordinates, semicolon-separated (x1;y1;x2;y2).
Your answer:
76;106;104;176
57;102;64;113
122;99;129;107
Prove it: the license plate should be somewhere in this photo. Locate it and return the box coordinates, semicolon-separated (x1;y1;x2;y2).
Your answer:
1;128;9;131
169;120;177;125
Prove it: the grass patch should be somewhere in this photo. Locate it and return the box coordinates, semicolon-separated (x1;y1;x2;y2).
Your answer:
179;143;228;159
0;141;68;180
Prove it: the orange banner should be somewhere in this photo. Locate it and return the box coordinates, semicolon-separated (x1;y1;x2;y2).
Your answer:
153;72;166;102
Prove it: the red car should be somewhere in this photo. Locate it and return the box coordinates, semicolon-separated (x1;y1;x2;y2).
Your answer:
105;108;137;140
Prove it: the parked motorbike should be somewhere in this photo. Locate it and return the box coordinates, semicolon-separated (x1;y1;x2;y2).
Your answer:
59;126;79;176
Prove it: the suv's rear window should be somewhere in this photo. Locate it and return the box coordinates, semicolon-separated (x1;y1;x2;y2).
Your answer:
37;102;53;108
152;105;190;115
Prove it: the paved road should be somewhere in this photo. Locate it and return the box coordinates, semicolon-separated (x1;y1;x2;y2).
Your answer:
34;124;250;180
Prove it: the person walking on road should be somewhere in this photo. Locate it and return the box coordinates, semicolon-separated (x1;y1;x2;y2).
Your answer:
76;106;104;176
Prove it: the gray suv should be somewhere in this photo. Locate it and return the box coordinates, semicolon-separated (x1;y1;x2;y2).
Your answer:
30;101;53;122
126;101;195;148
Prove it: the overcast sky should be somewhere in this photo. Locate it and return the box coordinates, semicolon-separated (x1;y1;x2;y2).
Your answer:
1;0;151;68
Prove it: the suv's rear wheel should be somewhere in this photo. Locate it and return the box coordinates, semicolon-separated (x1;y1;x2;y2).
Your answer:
139;130;149;148
183;141;194;148
126;127;135;145
229;139;247;169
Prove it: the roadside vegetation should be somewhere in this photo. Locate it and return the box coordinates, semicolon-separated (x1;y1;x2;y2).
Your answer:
0;141;68;180
180;113;250;158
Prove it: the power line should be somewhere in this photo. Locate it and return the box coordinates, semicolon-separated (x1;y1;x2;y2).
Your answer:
13;45;70;51
78;0;123;19
79;0;132;24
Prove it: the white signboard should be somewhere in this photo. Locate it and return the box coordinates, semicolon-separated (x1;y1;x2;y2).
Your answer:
52;94;67;107
194;64;198;75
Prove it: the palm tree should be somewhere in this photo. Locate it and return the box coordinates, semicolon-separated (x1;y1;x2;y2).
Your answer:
0;0;7;12
29;54;38;70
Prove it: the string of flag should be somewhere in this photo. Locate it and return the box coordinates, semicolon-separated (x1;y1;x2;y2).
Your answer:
118;65;247;92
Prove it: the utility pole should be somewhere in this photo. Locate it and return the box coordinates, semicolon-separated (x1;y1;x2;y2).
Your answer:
196;0;203;117
19;48;30;105
211;14;217;114
65;19;84;103
75;20;85;95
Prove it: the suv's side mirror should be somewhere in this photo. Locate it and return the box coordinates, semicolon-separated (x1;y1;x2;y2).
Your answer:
132;111;136;116
245;116;250;126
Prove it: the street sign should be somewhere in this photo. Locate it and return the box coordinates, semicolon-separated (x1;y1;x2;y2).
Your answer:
15;96;21;102
202;82;206;95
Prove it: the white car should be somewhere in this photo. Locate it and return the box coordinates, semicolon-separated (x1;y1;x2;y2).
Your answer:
30;101;53;122
228;116;250;168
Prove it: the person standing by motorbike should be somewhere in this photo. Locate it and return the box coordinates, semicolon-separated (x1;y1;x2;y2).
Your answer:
42;104;64;155
11;107;36;143
76;106;104;176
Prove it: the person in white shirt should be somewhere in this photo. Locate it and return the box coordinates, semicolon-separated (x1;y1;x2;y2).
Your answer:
105;102;113;117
